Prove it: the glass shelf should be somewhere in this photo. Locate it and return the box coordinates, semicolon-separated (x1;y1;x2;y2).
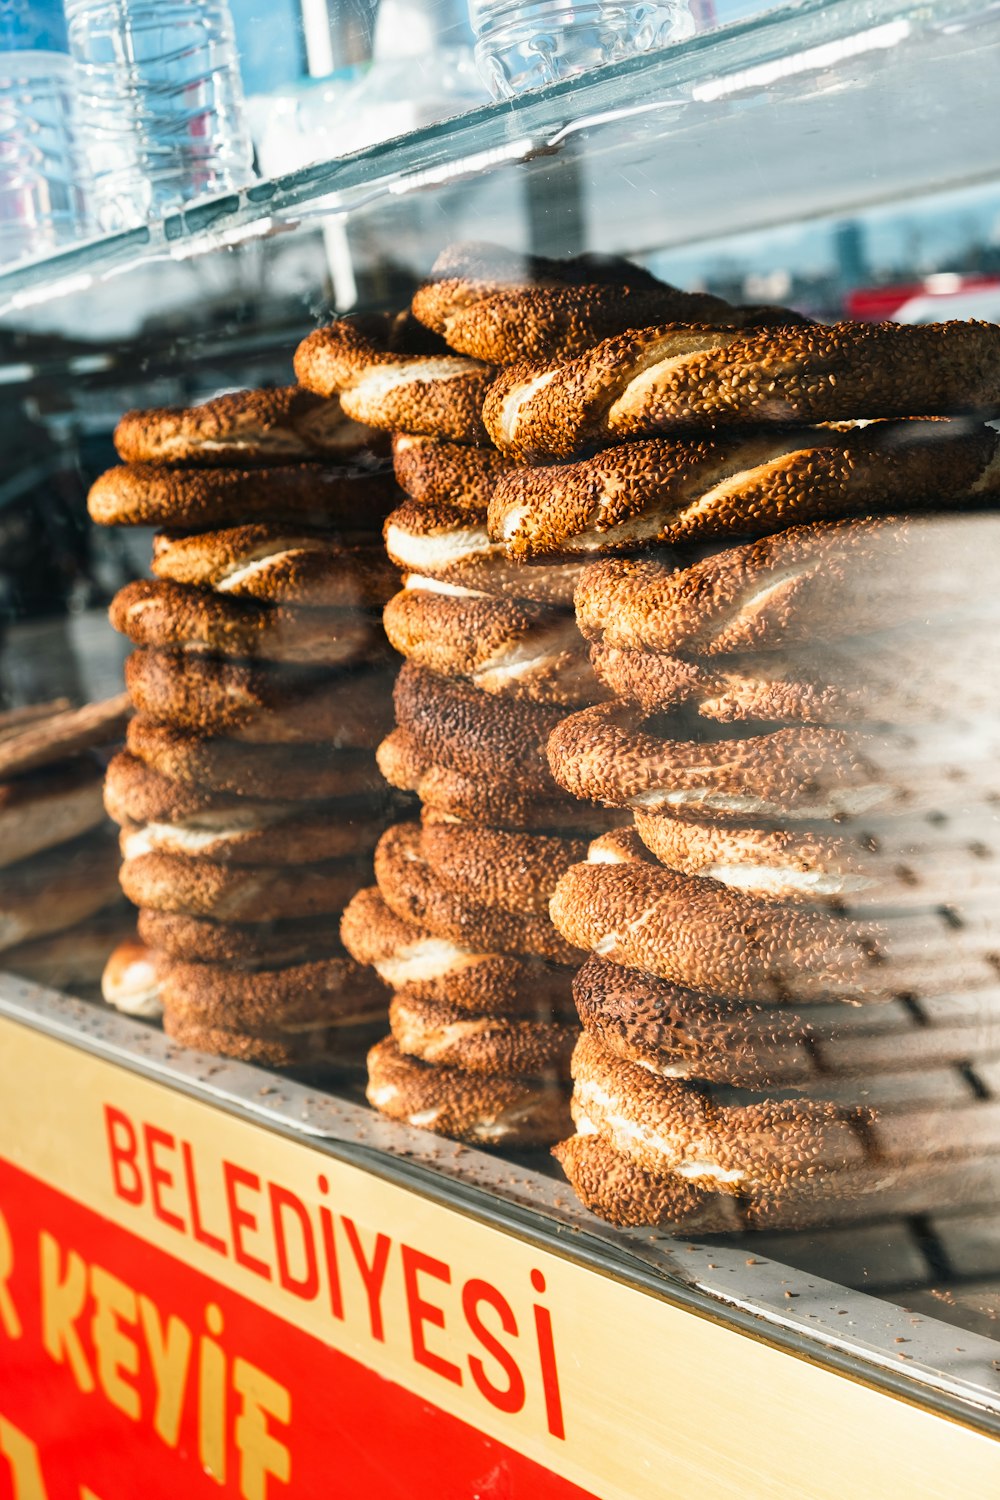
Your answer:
0;0;998;323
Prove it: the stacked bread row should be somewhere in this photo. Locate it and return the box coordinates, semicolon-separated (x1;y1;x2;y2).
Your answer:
296;295;620;1147
0;696;131;993
88;387;401;1067
473;299;1000;1228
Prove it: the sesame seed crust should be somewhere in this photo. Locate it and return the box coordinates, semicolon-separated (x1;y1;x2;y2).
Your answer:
385;499;587;603
117;807;387;867
127;718;383;801
553;1133;738;1230
418;821;588;915
110;579;380;668
570;1033;869;1187
120;849;372;922
124;648;395;745
151;525;398;607
138;907;343;965
366;1035;572;1147
158;954;383;1029
113;386;383;465
88;462;397;530
484;320;1000;460
392;433;520;514
163;1011;378;1068
375;821;579;965
294;317;493;444
382;586;603;704
488;423;999;559
389;994;576;1076
341;886;577;1015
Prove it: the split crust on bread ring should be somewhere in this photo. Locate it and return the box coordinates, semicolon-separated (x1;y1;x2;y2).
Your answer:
549;855;882;1003
389;994;575;1076
127;718;384;801
483;321;1000;459
0;832;121;953
114;386;384;466
0;760;105;869
569;1033;869;1188
377;728;603;831
546;700;888;822
293;318;493;444
375;822;579;965
125;648;394;745
151;525;397;607
137;907;343;966
553;1133;740;1230
392;434;520;514
88;462;398;530
574;518;940;658
120;849;370;922
488;423;1000;559
366;1035;571;1147
117;802;388;866
158;954;383;1029
341;886;576;1015
384;500;588;604
383;585;602;705
418;821;587;915
101;939;163;1017
111;580;380;667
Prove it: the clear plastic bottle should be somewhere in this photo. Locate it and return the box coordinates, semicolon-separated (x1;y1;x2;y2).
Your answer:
64;0;254;231
0;0;92;265
471;0;696;98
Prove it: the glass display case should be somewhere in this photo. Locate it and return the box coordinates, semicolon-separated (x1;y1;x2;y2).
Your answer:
2;0;1000;1489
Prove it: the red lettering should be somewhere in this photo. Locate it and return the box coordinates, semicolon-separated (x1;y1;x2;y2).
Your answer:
341;1218;390;1341
317;1184;344;1320
104;1106;143;1206
222;1163;271;1281
531;1271;565;1440
182;1140;227;1255
143;1125;185;1234
401;1246;461;1386
462;1279;525;1413
269;1184;318;1301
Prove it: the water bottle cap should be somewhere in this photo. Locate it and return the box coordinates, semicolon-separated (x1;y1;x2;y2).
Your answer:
0;0;69;53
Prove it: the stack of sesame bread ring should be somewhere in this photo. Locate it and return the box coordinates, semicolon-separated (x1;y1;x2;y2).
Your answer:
0;695;135;994
459;265;1000;1229
89;383;403;1067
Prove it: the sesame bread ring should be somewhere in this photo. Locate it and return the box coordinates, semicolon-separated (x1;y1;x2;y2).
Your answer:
110;580;379;668
418;821;587;916
120;850;370;922
375;822;579;965
549;857;880;1003
389;994;575;1076
546;701;887;822
124;649;394;745
421;284;807;367
118;800;387;866
552;1133;739;1230
341;886;576;1016
88;462;397;531
384;501;587;604
570;1033;869;1189
150;526;397;608
488;422;999;559
127;718;383;801
483;321;1000;459
383;585;602;705
0;693;130;780
137;907;342;966
293;318;493;444
392;434;519;514
114;386;384;466
101;939;163;1017
574;518;940;658
162;1010;374;1068
0;831;121;954
366;1035;571;1147
0;759;105;869
158;954;383;1030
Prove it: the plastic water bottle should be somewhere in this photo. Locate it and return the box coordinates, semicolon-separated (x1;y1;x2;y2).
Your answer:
64;0;254;231
0;0;92;265
471;0;696;98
